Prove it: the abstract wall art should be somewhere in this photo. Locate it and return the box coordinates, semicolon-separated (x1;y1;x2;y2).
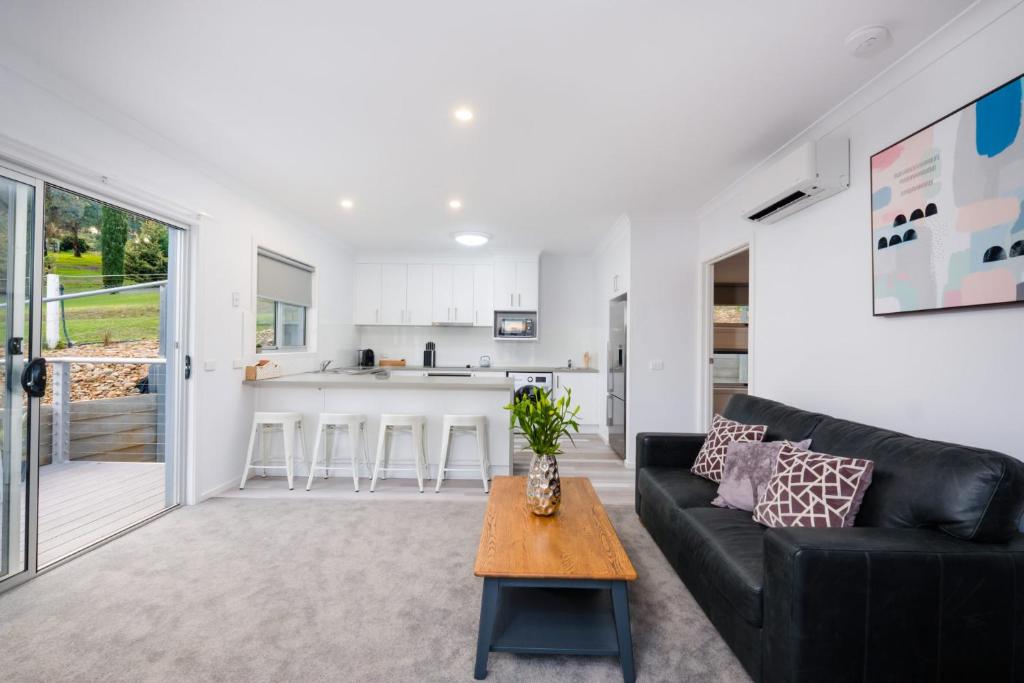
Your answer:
871;73;1024;315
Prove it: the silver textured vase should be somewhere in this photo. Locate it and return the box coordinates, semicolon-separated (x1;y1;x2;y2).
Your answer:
526;453;561;516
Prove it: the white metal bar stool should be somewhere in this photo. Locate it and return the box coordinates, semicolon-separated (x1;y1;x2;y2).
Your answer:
435;415;491;493
239;412;307;490
305;413;370;492
370;414;429;493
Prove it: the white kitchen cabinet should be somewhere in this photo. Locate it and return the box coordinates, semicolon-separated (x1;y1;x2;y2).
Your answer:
354;263;382;324
493;261;517;310
493;260;539;311
433;264;476;324
554;372;599;426
472;264;493;327
603;228;630;299
380;264;408;325
516;260;539;310
406;264;433;325
432;265;454;323
452;265;474;324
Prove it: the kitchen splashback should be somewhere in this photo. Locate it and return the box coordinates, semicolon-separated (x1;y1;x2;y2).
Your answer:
357;324;598;369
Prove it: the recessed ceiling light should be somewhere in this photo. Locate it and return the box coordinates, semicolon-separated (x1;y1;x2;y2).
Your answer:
452;231;489;247
449;198;463;210
453;107;474;123
340;198;354;210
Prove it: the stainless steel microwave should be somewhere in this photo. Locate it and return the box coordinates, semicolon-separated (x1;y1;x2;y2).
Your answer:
494;311;538;340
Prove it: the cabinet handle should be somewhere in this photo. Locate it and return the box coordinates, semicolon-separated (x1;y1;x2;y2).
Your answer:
518;293;522;307
510;294;513;307
375;308;379;323
455;307;458;320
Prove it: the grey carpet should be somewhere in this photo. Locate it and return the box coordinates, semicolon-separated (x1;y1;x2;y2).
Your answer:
0;498;749;682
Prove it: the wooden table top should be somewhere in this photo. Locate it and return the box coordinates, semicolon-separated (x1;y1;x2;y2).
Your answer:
474;476;637;581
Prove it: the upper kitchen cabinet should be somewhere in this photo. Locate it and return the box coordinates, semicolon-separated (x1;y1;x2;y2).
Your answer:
432;264;474;324
406;264;433;325
472;264;493;327
380;264;409;325
354;263;382;324
493;259;539;311
604;228;629;298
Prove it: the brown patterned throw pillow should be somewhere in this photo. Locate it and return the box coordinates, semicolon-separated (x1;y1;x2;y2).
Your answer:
753;443;874;528
712;439;812;511
691;414;767;483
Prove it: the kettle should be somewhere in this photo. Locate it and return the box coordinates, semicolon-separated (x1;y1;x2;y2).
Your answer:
358;349;375;367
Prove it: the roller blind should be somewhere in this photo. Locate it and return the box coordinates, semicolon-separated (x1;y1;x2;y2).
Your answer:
257;248;313;307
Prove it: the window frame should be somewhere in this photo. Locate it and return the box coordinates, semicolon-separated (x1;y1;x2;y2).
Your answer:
254;247;314;354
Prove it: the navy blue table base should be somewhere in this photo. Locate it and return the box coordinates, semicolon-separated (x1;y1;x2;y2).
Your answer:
474;577;635;682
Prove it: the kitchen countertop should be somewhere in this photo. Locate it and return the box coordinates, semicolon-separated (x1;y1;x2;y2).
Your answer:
245;371;514;391
376;365;599;374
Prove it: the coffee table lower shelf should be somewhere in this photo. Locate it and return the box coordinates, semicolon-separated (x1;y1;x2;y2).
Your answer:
474;578;635;682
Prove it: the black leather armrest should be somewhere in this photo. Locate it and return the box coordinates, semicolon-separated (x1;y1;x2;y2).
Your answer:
635;432;706;470
763;527;1024;682
635;432;705;515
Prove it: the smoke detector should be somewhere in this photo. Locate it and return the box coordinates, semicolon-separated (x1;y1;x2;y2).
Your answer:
845;26;892;58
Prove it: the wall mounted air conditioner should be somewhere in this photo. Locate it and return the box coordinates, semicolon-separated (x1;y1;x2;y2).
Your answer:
742;138;849;224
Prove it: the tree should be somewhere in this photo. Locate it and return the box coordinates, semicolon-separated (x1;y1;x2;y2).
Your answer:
45;188;88;256
124;220;168;281
100;205;129;288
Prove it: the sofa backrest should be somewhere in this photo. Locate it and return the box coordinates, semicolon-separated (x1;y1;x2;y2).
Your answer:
809;416;1024;542
722;394;825;443
724;394;1024;543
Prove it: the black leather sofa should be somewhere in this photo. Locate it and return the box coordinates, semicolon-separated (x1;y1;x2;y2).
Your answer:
636;394;1024;682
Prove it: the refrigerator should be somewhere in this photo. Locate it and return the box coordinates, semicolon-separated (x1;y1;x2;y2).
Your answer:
607;294;627;459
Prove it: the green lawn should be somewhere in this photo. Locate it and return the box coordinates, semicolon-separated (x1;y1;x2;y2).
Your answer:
43;251;163;345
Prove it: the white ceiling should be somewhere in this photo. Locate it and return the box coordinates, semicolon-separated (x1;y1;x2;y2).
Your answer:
0;0;974;253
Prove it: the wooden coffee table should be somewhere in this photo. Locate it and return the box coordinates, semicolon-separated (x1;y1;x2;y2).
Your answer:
473;476;637;682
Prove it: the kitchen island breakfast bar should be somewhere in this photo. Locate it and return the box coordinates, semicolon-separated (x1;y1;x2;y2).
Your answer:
244;372;515;482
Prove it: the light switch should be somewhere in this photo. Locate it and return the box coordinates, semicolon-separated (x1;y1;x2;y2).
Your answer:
204;359;218;372
231;291;241;307
649;359;664;371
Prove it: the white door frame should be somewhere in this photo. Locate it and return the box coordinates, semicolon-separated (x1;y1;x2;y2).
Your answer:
700;243;753;431
0;153;195;591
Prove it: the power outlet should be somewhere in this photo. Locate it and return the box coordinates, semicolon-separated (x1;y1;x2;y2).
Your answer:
649;359;664;371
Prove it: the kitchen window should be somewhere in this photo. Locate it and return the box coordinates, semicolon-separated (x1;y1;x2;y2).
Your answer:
256;247;313;352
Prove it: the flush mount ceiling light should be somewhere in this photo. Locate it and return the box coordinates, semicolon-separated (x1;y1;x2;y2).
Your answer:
453;107;474;123
453;231;489;247
448;198;463;210
845;25;892;58
340;198;354;210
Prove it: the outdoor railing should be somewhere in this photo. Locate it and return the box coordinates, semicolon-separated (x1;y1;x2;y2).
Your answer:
46;357;167;465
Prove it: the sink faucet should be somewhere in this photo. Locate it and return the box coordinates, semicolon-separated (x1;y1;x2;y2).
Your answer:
319;360;333;372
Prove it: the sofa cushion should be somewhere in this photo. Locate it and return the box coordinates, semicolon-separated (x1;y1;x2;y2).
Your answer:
638;467;718;510
691;414;767;482
810;417;1024;542
753;443;875;528
677;507;767;626
722;394;825;442
713;438;812;511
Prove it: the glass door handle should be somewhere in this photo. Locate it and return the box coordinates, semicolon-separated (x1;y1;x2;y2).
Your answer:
21;357;47;398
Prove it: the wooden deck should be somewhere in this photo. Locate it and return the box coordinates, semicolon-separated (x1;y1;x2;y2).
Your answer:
36;461;167;567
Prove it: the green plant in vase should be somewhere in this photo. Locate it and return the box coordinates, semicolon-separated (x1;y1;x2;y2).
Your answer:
504;386;581;515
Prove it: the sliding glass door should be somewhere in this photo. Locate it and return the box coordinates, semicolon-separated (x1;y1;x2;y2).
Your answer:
0;164;189;590
0;168;42;584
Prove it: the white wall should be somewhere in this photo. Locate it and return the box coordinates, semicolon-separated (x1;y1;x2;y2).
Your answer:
696;3;1024;460
357;253;600;369
626;213;702;464
0;61;358;501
